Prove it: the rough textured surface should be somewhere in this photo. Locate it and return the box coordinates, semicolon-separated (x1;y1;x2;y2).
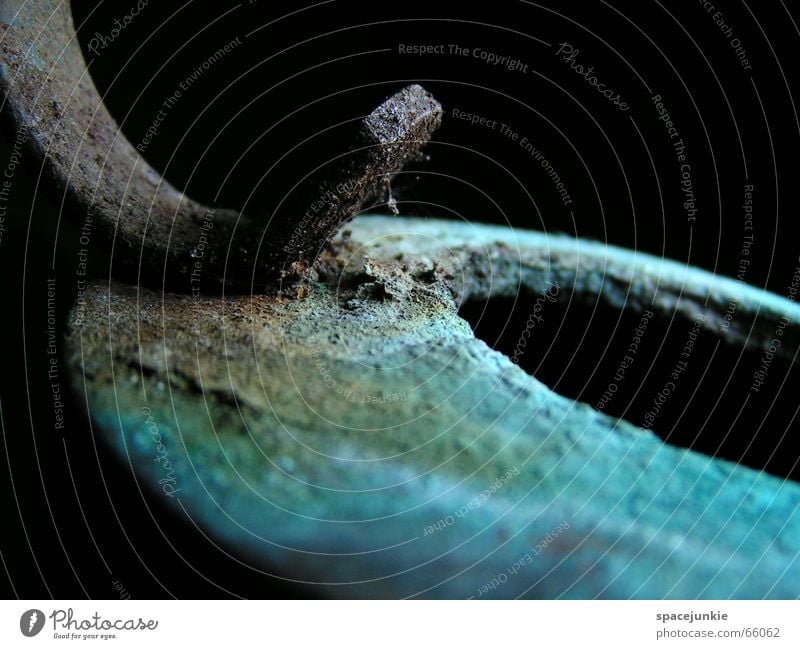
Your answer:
65;216;800;598
0;2;441;289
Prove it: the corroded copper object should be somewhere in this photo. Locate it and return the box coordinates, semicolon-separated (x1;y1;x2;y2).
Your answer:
3;0;800;599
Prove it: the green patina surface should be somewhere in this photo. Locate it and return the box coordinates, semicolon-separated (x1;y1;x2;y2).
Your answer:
65;217;800;598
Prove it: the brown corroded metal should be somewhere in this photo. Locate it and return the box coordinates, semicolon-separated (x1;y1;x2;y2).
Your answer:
65;216;800;598
0;2;441;289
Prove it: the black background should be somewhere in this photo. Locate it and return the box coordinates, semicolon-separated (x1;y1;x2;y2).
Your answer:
2;0;800;598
